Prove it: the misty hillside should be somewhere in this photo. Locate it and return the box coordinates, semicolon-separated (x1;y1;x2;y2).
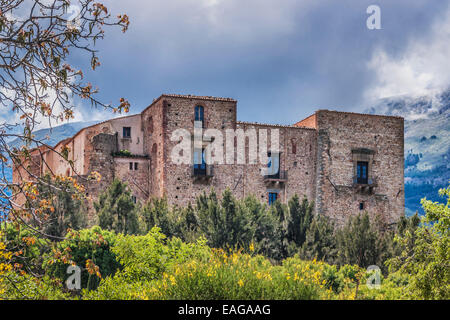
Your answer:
8;121;99;150
367;88;450;215
2;121;100;183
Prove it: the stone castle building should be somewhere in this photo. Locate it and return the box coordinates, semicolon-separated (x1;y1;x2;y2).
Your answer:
13;94;405;225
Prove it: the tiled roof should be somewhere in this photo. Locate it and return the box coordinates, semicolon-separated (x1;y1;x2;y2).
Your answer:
160;94;237;102
237;121;316;130
315;109;404;120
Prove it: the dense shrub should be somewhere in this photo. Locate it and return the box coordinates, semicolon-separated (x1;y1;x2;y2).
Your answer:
43;226;120;290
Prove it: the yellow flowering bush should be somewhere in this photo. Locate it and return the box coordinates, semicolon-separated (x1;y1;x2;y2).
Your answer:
137;249;370;300
0;232;13;298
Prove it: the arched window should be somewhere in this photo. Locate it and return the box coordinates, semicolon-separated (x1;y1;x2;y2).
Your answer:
195;105;204;123
148;116;153;134
291;138;297;154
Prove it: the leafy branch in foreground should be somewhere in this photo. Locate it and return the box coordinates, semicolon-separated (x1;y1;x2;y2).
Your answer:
0;1;130;291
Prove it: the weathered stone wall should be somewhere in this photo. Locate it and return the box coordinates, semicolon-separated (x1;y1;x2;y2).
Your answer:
141;98;165;198
113;156;150;201
83;133;117;223
314;110;404;225
161;96;238;205
108;114;144;155
236;122;317;205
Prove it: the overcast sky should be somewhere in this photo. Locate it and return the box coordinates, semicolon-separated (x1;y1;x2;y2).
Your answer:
8;0;450;128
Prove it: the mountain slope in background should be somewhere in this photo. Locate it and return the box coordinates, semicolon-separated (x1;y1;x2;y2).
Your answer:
366;88;450;216
8;121;99;150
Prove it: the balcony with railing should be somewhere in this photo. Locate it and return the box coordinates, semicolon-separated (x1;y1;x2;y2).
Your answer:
352;176;377;194
263;170;288;183
192;165;214;180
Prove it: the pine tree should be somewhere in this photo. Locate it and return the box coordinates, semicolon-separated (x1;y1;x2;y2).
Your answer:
95;179;139;235
196;189;225;248
244;195;281;260
300;214;337;264
37;174;87;238
336;212;382;268
140;197;171;235
287;195;314;248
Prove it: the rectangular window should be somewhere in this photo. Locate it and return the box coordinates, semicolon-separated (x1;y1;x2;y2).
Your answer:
359;202;364;210
132;196;137;204
195;106;204;122
129;162;133;170
356;161;368;184
134;162;138;170
268;192;278;205
123;127;131;138
194;106;204;128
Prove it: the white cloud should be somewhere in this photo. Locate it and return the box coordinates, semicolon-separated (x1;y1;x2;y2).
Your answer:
365;7;450;101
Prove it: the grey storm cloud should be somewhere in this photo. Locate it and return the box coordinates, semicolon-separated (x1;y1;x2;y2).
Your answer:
72;0;449;125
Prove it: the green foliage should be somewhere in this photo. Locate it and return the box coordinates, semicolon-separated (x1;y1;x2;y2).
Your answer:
336;212;386;269
111;227;209;282
95;178;139;235
287;195;313;250
3;179;448;300
83;228;210;299
300;214;337;264
138;189;317;261
196;189;255;249
112;149;133;157
242;195;281;260
388;183;450;299
2;222;50;275
37;174;87;238
1;271;72;300
42;226;120;290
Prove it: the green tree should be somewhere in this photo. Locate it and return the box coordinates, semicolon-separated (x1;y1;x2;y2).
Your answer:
287;195;314;254
336;212;384;268
43;226;120;290
140;197;172;235
388;184;450;299
36;174;87;238
242;195;281;260
300;214;337;264
269;200;290;258
196;189;253;249
95;179;139;235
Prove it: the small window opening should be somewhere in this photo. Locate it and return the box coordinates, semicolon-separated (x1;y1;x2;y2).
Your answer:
148;117;153;134
123;127;131;138
268;192;278;205
291;139;297;154
195;105;204;127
